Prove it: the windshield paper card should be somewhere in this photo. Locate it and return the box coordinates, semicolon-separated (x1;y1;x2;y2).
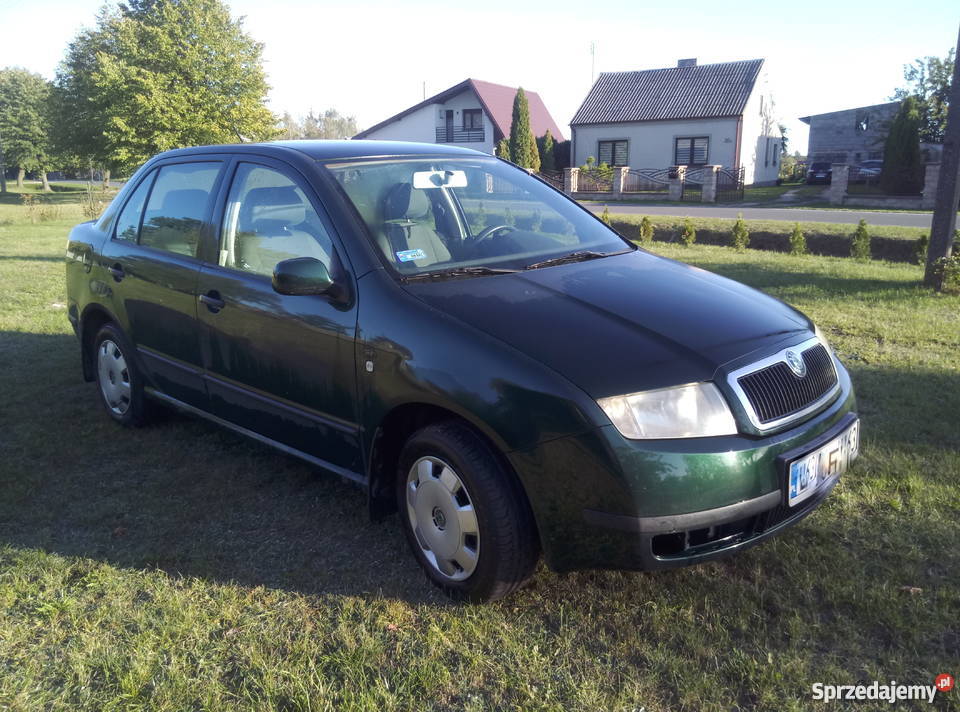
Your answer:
412;170;468;189
396;249;427;262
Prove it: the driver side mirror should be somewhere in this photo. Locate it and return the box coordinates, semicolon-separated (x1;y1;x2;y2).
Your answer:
272;257;335;296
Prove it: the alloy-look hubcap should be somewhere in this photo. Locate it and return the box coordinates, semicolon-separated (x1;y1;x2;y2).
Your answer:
406;456;479;580
97;339;132;416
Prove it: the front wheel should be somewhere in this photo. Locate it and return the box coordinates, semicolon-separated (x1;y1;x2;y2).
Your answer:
397;422;539;601
92;323;151;427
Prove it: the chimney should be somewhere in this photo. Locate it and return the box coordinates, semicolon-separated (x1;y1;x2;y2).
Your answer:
677;58;697;68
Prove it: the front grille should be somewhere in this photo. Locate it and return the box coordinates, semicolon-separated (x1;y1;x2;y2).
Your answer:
737;344;837;425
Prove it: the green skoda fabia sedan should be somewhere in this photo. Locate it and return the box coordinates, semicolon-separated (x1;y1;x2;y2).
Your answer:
66;141;860;601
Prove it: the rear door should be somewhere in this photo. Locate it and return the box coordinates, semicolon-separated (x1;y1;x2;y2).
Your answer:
100;158;226;407
197;157;362;477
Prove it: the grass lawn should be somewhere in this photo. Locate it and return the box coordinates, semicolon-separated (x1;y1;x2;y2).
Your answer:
0;199;958;710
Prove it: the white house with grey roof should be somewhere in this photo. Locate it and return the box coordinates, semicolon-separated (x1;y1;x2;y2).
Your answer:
570;58;781;185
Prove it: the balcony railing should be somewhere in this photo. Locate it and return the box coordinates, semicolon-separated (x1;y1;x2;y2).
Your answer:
435;127;485;143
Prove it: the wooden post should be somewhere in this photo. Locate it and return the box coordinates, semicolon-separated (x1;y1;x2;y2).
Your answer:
924;23;960;289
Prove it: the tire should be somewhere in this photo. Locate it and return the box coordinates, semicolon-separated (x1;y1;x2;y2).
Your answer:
92;322;151;427
396;421;540;602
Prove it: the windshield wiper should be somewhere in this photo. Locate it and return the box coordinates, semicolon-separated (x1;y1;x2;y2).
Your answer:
524;248;632;271
401;265;520;282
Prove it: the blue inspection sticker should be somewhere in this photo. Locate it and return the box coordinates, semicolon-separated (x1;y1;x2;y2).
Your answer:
396;249;427;262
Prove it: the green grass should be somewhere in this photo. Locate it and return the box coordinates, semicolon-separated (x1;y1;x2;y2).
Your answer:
1;203;958;710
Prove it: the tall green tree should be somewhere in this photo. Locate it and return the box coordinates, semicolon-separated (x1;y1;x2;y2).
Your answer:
56;0;278;174
880;96;923;195
0;68;56;191
892;49;954;143
278;109;358;139
538;129;556;172
509;88;539;171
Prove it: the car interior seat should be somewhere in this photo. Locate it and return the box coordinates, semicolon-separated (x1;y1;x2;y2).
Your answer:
380;182;451;268
234;186;331;276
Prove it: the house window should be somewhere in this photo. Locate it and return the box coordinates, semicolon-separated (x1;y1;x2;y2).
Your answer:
597;140;628;166
674;137;708;166
463;109;483;130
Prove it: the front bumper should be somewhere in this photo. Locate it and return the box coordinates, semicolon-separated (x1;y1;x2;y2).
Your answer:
508;368;857;573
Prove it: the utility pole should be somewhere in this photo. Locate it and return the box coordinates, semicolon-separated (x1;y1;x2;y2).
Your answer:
590;42;596;85
925;22;960;289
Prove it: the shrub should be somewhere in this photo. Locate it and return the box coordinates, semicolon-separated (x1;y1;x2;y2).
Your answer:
850;219;871;260
530;209;543;232
679;217;696;246
880;97;923;195
20;193;63;223
470;201;486;233
789;223;807;255
82;185;106;220
730;213;750;252
496;139;511;159
600;206;611;226
914;233;929;265
932;254;960;294
639;216;654;245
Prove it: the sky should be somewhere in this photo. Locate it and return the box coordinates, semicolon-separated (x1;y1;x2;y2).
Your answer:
0;0;957;154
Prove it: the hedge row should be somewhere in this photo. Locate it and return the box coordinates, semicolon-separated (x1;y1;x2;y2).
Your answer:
606;214;926;263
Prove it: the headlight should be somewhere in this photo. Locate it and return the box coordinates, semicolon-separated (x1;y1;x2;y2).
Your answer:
597;382;738;439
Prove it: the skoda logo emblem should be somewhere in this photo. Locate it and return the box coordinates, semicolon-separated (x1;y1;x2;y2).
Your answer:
785;350;806;377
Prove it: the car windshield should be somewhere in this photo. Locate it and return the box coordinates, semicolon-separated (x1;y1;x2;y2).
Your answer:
810;163;831;170
325;156;631;276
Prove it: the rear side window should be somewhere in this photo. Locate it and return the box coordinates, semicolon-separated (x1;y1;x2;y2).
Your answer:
114;171;156;242
140;162;221;258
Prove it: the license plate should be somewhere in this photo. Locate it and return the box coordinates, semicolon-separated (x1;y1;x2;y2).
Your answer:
788;419;860;506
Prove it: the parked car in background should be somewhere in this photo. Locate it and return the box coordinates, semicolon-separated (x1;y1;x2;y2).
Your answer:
806;162;833;184
65;140;860;601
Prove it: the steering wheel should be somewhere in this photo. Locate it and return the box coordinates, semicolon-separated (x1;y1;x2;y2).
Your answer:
473;224;516;244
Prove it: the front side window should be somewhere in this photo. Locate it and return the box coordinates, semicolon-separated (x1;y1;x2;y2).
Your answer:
327;156;630;276
598;140;628;166
675;137;709;166
140;162;221;257
114;170;156;242
219;163;334;278
463;109;483;130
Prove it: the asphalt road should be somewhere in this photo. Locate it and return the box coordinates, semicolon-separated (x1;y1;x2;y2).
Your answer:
584;203;933;228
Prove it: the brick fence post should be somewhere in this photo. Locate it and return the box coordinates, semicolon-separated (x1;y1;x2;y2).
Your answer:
922;163;941;209
828;164;849;205
701;165;720;202
613;166;629;197
563;167;579;195
668;166;686;201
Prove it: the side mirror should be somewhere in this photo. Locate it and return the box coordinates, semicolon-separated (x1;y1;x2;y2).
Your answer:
272;257;335;296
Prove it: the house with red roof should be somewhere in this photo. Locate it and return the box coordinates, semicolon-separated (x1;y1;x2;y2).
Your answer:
353;79;565;156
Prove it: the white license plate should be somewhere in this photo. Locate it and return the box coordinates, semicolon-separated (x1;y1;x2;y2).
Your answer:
788;419;860;506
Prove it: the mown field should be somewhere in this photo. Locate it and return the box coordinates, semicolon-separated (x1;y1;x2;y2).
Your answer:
0;190;958;711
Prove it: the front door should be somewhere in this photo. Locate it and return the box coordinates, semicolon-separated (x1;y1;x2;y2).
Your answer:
445;110;454;142
197;159;362;476
100;160;224;407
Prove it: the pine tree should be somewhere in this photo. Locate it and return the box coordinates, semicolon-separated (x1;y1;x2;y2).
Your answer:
539;130;555;172
600;206;611;225
639;216;654;245
509;88;539;170
730;213;750;252
789;223;807;255
850;219;871;260
880;97;923;195
495;138;511;160
680;218;696;246
914;233;929;265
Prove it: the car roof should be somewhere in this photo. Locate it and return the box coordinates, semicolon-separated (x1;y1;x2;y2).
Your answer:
151;140;487;162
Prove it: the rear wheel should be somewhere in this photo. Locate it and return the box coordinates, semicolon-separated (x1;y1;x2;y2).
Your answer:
92;323;150;427
397;421;539;602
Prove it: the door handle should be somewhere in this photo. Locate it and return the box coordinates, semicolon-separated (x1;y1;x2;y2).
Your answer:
107;263;125;282
199;290;225;313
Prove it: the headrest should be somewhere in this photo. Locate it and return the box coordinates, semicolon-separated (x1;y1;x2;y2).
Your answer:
160;189;208;219
243;186;306;229
382;183;431;222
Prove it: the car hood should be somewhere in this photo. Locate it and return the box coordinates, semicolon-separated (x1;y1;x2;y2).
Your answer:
402;250;811;398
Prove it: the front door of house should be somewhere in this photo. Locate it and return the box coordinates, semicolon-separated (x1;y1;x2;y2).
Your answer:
445;110;454;142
